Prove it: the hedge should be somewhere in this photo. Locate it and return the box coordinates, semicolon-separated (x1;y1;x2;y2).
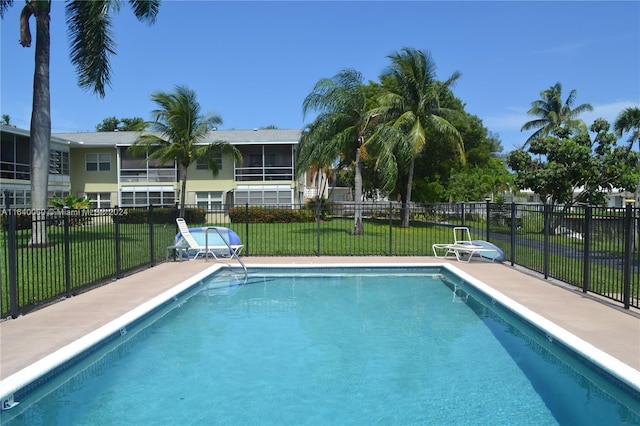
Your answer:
116;207;206;224
229;206;314;223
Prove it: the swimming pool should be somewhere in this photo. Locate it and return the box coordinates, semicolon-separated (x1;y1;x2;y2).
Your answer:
1;265;639;425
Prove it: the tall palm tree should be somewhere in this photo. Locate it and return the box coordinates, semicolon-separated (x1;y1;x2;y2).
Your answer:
375;47;465;228
299;69;380;235
0;0;160;246
614;107;640;150
521;82;593;146
129;85;242;218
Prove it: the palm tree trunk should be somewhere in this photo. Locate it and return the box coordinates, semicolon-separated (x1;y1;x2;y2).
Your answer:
352;143;364;235
401;158;415;228
179;165;188;218
28;5;51;247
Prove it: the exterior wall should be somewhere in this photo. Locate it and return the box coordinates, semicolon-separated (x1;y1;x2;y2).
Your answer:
185;156;236;190
70;147;118;194
4;127;306;209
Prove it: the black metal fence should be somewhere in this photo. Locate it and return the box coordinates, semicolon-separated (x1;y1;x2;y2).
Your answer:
0;206;180;319
1;201;638;318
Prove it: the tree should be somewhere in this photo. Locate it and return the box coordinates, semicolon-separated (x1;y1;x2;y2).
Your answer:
507;120;639;231
374;47;465;227
0;0;160;246
1;114;12;126
129;85;242;218
96;116;145;132
448;158;512;202
410;105;507;203
614;106;640;224
298;69;381;235
521;82;593;146
96;116;121;132
614;107;640;150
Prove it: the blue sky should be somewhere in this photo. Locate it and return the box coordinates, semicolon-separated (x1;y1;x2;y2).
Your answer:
1;1;639;151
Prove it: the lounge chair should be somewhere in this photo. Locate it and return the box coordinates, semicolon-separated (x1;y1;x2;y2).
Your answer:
432;227;500;263
167;218;244;261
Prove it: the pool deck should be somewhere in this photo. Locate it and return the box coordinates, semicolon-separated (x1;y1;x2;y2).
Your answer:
1;256;639;383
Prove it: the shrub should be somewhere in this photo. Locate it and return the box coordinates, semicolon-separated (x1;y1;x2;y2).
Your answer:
304;198;333;220
0;212;32;231
229;206;314;223
116;207;206;224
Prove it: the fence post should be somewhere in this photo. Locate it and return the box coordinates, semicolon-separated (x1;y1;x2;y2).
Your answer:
63;211;72;298
245;203;249;256
389;202;393;256
7;209;18;318
543;204;550;280
169;202;179;262
510;202;516;266
582;204;592;294
114;206;122;278
623;199;635;309
460;202;465;227
149;204;155;266
485;199;491;241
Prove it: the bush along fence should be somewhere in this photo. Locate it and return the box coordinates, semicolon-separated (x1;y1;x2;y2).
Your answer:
1;200;638;318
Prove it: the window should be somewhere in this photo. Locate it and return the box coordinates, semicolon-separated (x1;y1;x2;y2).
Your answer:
234;185;292;206
120;149;176;182
235;144;294;182
49;150;69;175
47;190;69;200
86;153;111;172
86;192;111;208
196;154;223;170
196;191;223;209
1;188;30;208
1;132;30;180
120;189;175;207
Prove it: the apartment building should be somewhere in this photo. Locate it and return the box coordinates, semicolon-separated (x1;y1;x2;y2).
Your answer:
1;125;304;210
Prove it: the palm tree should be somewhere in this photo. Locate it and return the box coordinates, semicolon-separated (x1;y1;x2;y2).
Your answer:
129;85;242;218
614;107;640;150
375;47;465;228
615;106;640;235
299;69;380;235
521;82;593;146
0;0;160;246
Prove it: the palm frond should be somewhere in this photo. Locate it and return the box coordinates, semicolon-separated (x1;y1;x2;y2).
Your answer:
66;0;116;97
0;0;13;19
127;0;160;24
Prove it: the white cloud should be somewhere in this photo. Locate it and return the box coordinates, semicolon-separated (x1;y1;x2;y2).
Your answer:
485;100;639;136
536;41;591;55
581;101;640;127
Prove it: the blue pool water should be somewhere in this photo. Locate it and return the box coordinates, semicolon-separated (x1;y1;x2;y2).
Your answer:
2;267;639;425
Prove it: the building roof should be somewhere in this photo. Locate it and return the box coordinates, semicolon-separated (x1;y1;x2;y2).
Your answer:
1;124;72;145
52;129;303;147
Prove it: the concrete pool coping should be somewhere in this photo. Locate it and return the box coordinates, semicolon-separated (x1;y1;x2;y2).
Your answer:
1;257;639;396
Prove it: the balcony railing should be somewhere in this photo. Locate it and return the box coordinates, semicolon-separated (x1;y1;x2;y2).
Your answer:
120;169;176;182
234;166;293;182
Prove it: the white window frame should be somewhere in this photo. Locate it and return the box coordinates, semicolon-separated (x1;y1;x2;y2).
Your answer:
120;187;176;207
86;192;111;208
195;191;223;209
86;153;111;172
234;185;293;206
